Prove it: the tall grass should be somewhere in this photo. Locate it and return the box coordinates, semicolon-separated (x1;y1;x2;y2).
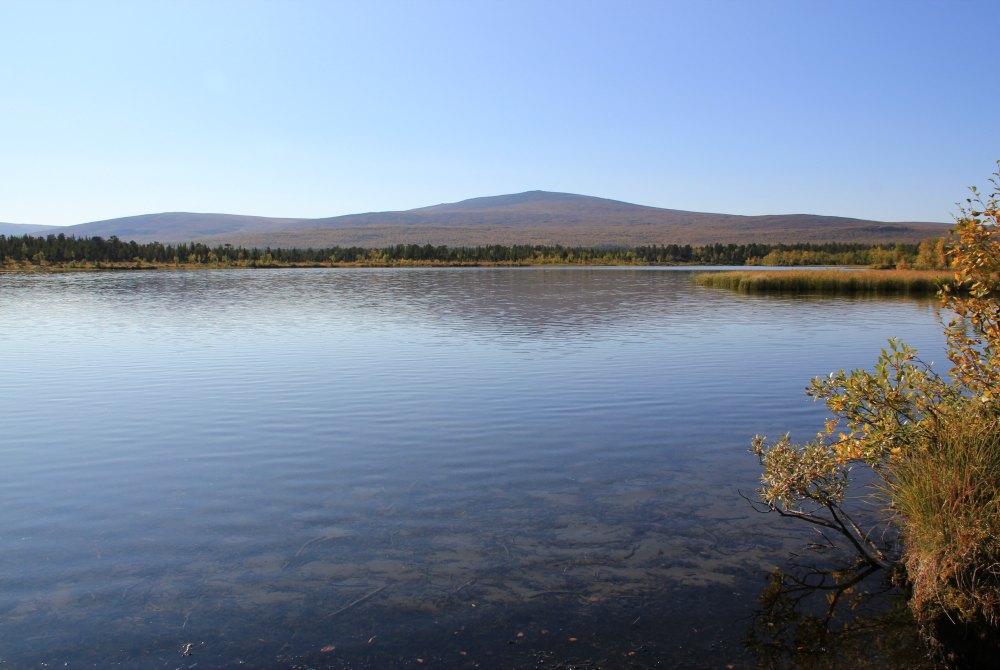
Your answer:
889;410;1000;631
694;269;954;296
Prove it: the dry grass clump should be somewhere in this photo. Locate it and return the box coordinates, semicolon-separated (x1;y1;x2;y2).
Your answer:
695;269;953;296
889;410;1000;631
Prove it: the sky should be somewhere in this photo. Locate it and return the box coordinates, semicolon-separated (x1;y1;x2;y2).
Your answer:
2;0;998;226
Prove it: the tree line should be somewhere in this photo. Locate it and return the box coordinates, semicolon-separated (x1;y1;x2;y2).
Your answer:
0;233;951;269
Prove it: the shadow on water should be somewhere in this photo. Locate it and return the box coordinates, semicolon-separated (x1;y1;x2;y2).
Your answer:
745;552;943;670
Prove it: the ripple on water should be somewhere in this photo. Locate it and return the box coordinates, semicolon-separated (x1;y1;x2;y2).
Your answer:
0;267;946;667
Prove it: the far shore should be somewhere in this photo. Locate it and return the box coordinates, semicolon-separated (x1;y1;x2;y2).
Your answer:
2;259;669;272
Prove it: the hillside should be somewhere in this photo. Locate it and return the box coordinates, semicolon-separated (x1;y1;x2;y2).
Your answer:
213;191;950;247
57;212;307;243
0;222;62;236
7;191;951;247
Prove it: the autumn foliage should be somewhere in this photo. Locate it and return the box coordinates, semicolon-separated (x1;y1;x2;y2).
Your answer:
750;164;1000;652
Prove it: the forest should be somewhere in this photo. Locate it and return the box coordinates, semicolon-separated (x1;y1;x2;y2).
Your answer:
0;234;951;269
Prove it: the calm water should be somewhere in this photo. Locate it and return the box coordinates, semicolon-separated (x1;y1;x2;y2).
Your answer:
0;268;947;669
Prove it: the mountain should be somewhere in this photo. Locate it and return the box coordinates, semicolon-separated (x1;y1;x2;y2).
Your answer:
57;212;307;243
10;191;952;247
0;222;62;236
211;191;951;247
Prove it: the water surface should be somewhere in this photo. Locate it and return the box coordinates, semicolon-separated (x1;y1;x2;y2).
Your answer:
0;268;947;668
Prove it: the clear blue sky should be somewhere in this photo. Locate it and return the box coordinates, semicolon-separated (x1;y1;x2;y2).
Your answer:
2;0;997;226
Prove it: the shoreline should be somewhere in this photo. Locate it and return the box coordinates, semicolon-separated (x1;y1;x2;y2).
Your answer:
2;259;696;273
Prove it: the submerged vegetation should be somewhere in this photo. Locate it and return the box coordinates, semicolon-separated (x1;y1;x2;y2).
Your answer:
0;234;949;271
694;269;954;296
750;165;1000;666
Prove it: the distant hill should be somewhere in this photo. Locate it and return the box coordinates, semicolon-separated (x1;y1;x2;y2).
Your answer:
8;191;951;247
58;212;307;243
213;191;951;247
0;222;62;236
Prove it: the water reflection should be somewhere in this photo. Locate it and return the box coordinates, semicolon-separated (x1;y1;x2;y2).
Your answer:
0;266;944;340
0;268;951;668
747;559;940;669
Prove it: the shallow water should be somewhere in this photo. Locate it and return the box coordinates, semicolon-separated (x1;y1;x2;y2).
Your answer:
0;268;947;668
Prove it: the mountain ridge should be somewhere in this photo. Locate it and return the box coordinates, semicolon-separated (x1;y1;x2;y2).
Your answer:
5;191;951;247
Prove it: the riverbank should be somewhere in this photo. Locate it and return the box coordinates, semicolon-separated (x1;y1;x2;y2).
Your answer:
694;269;954;296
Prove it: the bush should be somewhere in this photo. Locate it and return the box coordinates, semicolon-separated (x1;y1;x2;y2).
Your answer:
750;163;1000;659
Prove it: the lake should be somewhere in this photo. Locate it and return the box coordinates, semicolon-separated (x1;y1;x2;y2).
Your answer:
0;267;948;668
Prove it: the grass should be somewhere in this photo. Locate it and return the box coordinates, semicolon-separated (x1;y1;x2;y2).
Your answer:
694;269;954;296
889;410;1000;634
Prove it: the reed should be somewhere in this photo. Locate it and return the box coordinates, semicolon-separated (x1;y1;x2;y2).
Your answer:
694;269;954;296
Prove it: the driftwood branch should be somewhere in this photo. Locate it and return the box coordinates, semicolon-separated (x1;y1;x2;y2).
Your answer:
323;584;389;620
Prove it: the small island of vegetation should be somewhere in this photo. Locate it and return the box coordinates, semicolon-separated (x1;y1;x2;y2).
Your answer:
693;235;953;296
694;268;954;296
